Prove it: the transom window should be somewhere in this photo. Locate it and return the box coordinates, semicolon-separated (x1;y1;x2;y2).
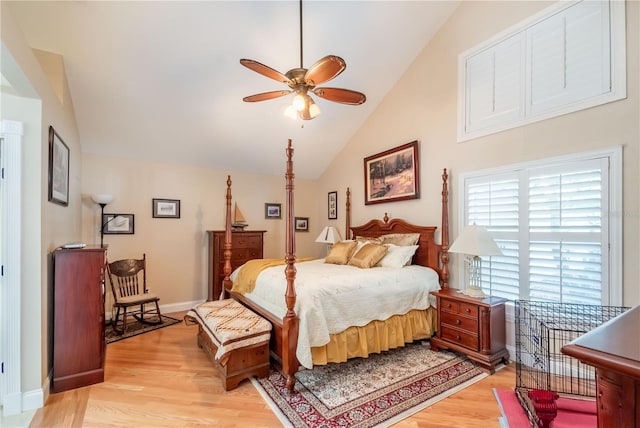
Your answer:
458;148;622;305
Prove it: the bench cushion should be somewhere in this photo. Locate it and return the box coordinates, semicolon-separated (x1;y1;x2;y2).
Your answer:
185;299;271;365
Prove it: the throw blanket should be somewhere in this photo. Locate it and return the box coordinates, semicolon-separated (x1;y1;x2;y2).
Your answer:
231;258;286;294
184;299;271;366
231;257;314;294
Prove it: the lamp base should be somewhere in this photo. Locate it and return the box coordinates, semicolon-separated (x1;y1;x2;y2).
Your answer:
461;286;487;298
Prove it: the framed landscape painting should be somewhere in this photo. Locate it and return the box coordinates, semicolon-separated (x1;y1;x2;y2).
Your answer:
364;140;420;205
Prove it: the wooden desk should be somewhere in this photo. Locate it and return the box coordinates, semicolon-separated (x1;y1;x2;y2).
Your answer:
561;305;640;428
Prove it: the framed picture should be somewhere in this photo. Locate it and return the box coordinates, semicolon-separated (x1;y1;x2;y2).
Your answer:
102;214;135;234
295;217;309;232
328;191;338;220
364;140;420;205
47;126;70;206
152;198;180;218
265;203;282;219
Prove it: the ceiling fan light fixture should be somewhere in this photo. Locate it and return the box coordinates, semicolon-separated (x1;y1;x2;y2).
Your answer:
284;105;298;119
292;92;306;111
241;0;365;120
308;100;321;119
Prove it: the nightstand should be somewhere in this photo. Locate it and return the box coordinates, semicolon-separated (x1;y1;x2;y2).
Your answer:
430;288;509;373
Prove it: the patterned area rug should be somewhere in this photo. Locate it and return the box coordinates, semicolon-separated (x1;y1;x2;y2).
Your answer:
252;341;486;427
105;315;181;344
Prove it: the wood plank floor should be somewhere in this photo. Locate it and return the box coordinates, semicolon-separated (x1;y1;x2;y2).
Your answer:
30;311;516;427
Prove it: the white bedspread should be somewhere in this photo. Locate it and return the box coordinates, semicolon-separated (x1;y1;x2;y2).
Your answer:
231;258;440;369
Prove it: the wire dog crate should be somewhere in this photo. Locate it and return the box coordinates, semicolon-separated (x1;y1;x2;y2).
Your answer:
515;301;629;427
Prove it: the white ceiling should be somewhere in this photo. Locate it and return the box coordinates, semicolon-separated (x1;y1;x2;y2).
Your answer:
6;1;459;179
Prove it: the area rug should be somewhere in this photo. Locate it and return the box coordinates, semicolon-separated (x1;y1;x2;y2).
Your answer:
105;315;181;344
252;341;487;428
494;388;597;428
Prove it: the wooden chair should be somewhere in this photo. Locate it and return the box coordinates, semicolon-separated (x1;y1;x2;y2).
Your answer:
106;254;162;334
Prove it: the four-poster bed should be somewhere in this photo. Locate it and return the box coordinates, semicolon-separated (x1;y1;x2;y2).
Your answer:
219;139;450;390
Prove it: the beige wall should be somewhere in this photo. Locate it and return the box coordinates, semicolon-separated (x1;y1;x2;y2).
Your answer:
81;153;323;312
318;1;640;306
2;3;82;401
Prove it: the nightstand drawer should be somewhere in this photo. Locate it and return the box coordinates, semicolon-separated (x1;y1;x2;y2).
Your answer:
458;302;478;317
440;299;460;313
441;326;479;351
441;311;478;333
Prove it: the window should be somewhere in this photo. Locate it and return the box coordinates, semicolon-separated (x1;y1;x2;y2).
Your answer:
458;148;622;305
458;0;626;141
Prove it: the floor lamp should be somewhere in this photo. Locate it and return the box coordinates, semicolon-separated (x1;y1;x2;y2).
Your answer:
91;194;114;248
449;224;503;298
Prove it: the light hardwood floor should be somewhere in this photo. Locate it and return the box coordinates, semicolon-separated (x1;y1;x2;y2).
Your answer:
28;311;516;427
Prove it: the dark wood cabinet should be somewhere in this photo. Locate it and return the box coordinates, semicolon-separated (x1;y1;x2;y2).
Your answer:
52;246;107;393
430;288;509;373
562;305;640;428
207;230;265;300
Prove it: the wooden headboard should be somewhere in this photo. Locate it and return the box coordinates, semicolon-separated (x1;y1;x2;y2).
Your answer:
347;169;450;287
351;216;447;286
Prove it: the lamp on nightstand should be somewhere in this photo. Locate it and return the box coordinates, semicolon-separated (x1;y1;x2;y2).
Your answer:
315;226;341;254
449;224;503;298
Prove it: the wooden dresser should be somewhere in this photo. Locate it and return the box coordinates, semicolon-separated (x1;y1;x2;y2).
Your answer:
430;288;509;373
52;246;107;392
207;230;265;300
562;305;640;428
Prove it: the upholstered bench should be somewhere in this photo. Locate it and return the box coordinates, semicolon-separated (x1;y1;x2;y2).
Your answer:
184;299;271;391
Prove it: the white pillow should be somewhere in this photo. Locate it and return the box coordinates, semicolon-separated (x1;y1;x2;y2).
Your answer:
377;244;419;268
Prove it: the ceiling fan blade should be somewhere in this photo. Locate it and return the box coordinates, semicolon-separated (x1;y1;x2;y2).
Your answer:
240;59;292;84
312;87;367;105
243;90;292;102
304;56;346;86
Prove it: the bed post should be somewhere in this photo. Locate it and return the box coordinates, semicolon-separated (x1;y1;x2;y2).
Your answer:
440;168;450;289
283;139;299;391
220;175;233;299
345;187;351;240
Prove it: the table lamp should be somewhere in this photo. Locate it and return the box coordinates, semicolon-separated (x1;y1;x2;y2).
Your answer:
449;224;503;298
315;226;341;254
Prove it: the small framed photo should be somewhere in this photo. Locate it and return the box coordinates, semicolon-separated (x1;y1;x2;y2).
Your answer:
328;191;338;220
265;203;282;219
295;217;309;232
102;214;135;234
153;198;180;218
47;126;70;206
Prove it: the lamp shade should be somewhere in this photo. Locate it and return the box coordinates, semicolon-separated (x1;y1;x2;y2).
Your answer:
315;226;341;244
91;194;114;205
449;225;503;257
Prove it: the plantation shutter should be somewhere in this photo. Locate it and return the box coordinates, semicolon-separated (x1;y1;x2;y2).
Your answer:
462;155;611;305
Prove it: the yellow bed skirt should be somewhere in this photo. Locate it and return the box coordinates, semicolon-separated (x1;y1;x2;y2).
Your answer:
310;307;437;365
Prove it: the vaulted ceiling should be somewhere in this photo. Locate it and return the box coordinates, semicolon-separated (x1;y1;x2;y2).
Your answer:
6;1;459;179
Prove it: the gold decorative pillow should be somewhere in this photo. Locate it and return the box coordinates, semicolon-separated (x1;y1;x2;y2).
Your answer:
324;240;358;265
355;235;383;245
348;243;388;269
380;233;420;246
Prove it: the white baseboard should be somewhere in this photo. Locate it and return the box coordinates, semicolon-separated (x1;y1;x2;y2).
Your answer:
105;299;205;321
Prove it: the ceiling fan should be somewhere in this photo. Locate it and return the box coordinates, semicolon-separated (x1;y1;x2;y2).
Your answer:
240;0;366;120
